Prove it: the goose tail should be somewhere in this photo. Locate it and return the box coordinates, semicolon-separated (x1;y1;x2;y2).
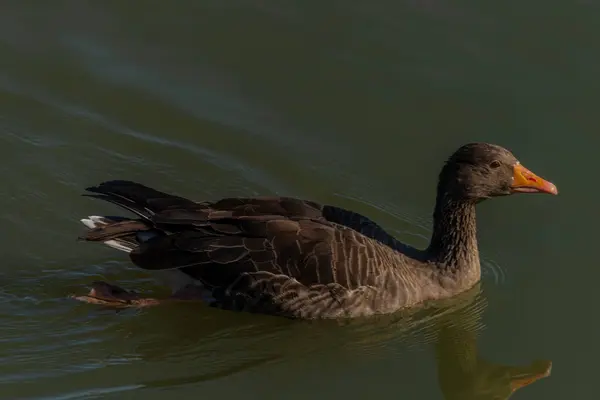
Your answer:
79;215;160;253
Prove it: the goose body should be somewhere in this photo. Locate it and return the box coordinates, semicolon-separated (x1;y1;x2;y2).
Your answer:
76;143;557;319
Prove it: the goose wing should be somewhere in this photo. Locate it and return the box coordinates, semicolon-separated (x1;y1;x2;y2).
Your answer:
82;181;411;317
84;180;400;247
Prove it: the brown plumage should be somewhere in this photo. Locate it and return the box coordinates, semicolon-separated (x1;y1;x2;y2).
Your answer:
76;143;557;319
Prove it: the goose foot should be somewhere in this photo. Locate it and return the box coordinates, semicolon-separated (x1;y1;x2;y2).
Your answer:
71;281;160;307
72;282;206;307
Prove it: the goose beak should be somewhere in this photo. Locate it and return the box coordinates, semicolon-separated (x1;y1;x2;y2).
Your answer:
510;163;558;195
509;360;553;393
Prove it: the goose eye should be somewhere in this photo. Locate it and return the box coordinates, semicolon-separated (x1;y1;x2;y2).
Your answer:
490;160;501;169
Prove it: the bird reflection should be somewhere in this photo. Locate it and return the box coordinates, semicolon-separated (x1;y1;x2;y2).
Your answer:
326;283;552;399
432;285;552;399
88;284;550;397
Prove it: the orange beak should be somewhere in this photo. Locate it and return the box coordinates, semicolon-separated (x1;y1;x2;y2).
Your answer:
510;163;558;195
510;360;553;393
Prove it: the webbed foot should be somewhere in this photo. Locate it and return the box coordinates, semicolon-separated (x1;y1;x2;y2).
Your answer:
71;281;160;307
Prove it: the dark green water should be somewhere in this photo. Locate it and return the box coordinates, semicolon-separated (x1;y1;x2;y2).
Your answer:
0;1;596;399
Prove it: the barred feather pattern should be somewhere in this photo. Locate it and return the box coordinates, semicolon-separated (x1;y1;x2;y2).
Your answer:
79;180;462;319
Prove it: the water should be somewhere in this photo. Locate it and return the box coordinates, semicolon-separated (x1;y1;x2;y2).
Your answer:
0;1;597;398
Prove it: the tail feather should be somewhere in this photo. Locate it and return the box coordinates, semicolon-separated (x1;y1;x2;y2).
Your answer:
80;181;195;253
104;239;137;253
80;217;150;241
84;180;196;221
79;215;160;253
82;194;154;220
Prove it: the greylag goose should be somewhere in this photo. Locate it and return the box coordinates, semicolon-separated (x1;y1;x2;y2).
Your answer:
74;143;557;318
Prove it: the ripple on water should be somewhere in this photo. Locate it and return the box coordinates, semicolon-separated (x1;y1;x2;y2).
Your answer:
481;257;507;285
0;250;492;399
29;385;145;400
0;271;125;383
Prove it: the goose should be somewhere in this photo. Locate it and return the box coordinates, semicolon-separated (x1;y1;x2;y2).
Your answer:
74;142;557;319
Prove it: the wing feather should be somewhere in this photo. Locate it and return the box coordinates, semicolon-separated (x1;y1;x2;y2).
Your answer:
81;181;420;317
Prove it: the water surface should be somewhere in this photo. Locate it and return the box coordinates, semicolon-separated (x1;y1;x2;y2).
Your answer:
1;1;597;399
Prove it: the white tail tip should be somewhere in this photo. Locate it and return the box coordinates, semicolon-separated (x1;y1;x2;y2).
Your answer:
80;216;110;229
80;215;134;253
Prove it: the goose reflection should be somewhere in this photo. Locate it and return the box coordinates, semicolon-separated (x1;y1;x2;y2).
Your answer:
85;285;550;397
329;284;551;399
432;287;552;399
